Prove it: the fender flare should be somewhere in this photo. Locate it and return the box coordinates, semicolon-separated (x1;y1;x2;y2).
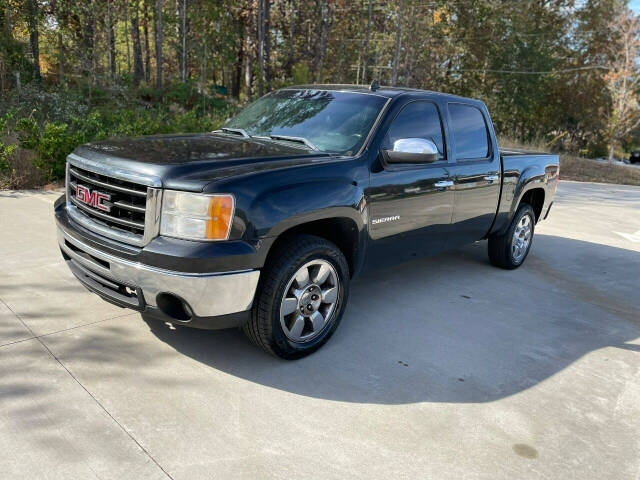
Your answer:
248;180;368;272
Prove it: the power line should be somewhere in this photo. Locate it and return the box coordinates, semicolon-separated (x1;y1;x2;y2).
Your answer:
455;66;608;74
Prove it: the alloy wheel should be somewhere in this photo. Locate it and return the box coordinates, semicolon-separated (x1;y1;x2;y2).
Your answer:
511;214;533;263
279;259;340;343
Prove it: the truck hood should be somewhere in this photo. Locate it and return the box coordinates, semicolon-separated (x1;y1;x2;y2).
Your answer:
72;133;331;191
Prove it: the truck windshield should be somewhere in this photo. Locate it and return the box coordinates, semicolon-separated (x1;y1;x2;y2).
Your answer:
223;89;387;155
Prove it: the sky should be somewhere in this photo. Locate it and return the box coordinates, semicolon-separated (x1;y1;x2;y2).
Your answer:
630;0;640;12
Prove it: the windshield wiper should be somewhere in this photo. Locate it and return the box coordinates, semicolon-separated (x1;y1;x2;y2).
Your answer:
214;127;251;139
268;134;318;151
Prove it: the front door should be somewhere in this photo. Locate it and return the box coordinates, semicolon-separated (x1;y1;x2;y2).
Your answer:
364;101;454;271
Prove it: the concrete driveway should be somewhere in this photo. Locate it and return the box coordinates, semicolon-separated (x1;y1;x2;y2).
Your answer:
1;181;639;480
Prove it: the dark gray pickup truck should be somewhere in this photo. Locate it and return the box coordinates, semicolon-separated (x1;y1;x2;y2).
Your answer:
54;84;559;359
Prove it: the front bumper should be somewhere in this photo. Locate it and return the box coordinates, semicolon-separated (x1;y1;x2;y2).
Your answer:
56;212;260;329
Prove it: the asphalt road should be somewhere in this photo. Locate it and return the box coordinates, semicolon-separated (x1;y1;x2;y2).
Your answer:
1;180;639;480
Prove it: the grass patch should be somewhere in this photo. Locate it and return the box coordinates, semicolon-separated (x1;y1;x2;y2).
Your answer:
558;155;640;186
499;137;640;187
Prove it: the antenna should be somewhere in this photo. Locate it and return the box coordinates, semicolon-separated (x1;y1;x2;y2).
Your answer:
369;80;380;92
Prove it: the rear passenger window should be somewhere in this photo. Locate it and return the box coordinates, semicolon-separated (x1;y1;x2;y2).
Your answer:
448;103;490;160
384;101;446;160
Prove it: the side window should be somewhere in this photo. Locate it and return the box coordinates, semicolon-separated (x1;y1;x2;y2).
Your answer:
384;101;446;161
448;103;490;160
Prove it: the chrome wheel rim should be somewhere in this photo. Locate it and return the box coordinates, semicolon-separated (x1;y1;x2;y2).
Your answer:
512;214;533;263
279;259;340;343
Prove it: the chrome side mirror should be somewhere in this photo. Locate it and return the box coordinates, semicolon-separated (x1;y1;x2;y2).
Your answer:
383;138;439;164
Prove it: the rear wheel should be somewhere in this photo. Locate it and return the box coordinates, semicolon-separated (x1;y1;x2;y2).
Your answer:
488;203;535;269
243;234;349;359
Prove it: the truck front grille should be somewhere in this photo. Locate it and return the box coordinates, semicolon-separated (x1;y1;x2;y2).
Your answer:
65;156;162;247
68;165;148;236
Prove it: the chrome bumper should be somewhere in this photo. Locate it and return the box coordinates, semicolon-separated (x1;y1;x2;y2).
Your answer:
57;227;260;318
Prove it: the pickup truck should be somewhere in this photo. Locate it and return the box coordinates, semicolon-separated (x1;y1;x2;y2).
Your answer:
54;84;559;359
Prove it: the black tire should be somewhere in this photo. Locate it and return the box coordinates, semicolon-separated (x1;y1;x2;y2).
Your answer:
488;203;536;270
243;234;350;360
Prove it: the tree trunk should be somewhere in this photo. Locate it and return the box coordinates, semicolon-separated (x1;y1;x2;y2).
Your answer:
124;3;131;74
244;34;252;99
81;3;95;82
177;0;187;82
285;0;296;76
256;0;266;96
182;0;187;83
199;40;206;94
155;0;163;91
107;0;116;83
131;0;145;85
143;0;151;82
264;0;270;90
26;0;41;81
362;0;372;85
608;144;615;163
58;31;65;86
391;0;405;86
313;0;332;82
232;20;243;99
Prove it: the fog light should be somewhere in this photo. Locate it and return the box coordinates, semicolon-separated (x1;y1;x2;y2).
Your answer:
156;293;193;322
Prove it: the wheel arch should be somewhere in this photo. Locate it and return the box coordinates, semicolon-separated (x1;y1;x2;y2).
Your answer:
519;187;545;221
262;214;364;278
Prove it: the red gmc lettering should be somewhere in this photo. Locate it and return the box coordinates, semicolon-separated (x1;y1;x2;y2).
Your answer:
76;185;111;212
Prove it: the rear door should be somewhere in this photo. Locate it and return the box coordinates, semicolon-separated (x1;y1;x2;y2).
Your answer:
364;100;454;270
447;103;501;246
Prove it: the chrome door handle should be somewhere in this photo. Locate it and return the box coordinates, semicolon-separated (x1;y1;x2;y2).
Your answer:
434;180;454;189
484;175;499;183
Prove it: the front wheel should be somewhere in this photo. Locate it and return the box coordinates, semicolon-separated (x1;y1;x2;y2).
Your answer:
243;234;350;359
488;203;536;269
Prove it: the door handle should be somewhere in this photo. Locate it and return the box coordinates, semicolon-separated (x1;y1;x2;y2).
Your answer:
484;175;500;183
434;180;454;189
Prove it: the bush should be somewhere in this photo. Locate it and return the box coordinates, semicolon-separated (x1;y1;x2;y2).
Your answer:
0;141;17;172
0;83;238;185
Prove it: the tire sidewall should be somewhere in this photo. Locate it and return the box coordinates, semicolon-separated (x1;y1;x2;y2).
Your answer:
507;205;535;267
265;244;349;358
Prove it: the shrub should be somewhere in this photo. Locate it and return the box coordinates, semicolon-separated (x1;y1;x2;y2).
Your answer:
0;141;17;172
37;122;80;179
2;83;236;185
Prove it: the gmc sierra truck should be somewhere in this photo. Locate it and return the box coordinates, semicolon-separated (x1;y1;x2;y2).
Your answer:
54;84;559;359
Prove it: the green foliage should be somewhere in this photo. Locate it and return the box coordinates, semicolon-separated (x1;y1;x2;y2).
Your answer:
3;83;235;182
292;62;311;85
37;122;80;178
0;109;17;134
0;141;17;172
2;0;638;188
16;117;40;150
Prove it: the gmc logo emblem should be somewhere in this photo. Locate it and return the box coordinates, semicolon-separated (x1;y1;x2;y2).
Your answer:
76;185;111;212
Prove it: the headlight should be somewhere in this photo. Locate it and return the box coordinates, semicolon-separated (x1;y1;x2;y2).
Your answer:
160;191;235;241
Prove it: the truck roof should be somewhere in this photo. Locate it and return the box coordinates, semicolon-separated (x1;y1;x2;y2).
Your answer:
284;84;477;103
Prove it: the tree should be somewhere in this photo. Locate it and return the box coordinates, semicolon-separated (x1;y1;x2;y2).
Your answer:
604;8;640;162
26;0;40;81
285;0;296;76
80;1;96;81
177;0;187;82
362;0;372;84
131;0;145;85
106;0;117;83
155;0;163;90
143;0;152;82
312;0;333;82
391;0;405;86
256;0;270;96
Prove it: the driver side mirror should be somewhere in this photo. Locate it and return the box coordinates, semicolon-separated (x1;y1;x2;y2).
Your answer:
383;138;439;164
